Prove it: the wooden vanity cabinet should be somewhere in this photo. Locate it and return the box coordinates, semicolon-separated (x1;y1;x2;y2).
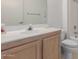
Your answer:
2;32;61;59
2;40;42;59
43;35;60;59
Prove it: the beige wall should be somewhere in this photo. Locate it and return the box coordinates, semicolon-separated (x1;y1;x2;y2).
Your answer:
47;0;62;27
62;0;68;32
68;0;78;37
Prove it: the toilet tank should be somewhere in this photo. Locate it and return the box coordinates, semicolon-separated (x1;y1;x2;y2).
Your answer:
70;36;78;41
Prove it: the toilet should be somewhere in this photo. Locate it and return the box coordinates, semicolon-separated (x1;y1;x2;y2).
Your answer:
61;31;78;59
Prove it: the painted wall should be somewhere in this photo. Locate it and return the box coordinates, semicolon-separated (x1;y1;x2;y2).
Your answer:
62;0;68;32
47;0;62;27
47;0;78;38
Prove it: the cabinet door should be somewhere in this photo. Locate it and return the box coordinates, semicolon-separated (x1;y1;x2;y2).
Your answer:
43;35;61;59
2;40;42;59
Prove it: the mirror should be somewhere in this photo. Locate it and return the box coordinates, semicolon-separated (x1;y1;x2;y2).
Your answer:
1;0;47;25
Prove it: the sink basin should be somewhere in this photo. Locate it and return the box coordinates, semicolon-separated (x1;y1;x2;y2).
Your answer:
1;27;60;44
1;28;48;44
1;28;45;35
1;27;54;37
22;28;47;34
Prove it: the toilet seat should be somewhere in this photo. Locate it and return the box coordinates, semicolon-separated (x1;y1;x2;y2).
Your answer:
62;39;78;48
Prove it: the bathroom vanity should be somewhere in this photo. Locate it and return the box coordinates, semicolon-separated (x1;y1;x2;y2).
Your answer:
1;28;61;59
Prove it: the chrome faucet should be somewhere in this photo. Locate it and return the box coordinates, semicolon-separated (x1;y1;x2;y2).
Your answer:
28;24;33;31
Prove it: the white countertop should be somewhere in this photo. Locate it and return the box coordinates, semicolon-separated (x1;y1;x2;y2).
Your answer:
1;27;61;44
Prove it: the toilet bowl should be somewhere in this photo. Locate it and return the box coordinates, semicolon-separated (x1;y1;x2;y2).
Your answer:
62;39;78;59
62;39;78;48
61;30;78;59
